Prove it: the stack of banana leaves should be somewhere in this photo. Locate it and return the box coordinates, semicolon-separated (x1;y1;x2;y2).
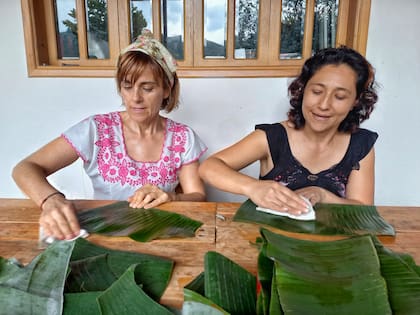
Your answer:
182;200;420;314
0;239;176;314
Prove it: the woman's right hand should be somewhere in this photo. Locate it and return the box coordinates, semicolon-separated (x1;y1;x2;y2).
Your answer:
247;180;309;215
39;194;81;240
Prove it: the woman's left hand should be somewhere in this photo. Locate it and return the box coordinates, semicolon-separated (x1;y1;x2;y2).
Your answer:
128;184;175;209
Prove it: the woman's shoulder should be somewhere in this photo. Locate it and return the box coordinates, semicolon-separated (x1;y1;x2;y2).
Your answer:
91;111;121;124
70;111;121;128
165;117;196;134
346;128;378;162
164;118;207;157
352;128;379;143
255;121;290;141
255;121;287;132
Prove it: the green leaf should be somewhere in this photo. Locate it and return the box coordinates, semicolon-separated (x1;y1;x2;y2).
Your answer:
97;264;174;315
0;238;176;314
77;201;203;242
373;239;420;314
0;257;23;281
183;252;257;315
69;238;174;301
256;252;275;315
260;228;392;315
183;289;230;315
268;266;283;315
184;271;205;296
0;241;75;315
65;254;118;292
204;251;256;315
234;199;395;236
63;292;102;315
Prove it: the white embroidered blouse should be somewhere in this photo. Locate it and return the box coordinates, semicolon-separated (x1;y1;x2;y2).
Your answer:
62;111;207;200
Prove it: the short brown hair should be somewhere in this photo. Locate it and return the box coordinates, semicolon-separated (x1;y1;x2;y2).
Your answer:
116;51;180;113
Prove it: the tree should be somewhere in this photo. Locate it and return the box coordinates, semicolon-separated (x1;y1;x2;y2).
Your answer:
236;0;258;51
62;0;147;43
62;8;77;35
131;6;148;40
280;0;338;56
62;0;108;58
280;0;305;56
312;0;338;51
62;0;107;40
85;0;108;41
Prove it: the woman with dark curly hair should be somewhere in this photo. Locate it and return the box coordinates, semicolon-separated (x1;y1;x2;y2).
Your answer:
200;46;379;216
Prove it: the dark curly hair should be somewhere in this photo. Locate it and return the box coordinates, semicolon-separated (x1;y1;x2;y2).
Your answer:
287;46;378;132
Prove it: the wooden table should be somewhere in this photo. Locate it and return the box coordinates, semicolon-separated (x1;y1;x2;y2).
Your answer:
1;199;419;309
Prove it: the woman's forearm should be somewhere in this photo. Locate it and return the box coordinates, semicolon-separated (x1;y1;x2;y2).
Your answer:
199;157;258;198
175;191;206;202
12;160;59;207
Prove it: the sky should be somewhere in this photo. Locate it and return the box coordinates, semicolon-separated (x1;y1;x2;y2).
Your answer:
204;0;227;45
55;0;76;32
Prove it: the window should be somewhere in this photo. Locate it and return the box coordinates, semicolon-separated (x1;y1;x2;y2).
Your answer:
21;0;371;78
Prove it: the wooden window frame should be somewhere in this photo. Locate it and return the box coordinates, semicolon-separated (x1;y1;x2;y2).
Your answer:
21;0;371;78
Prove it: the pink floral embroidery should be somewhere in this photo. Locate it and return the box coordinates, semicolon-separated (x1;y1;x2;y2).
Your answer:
168;124;187;153
95;113;189;188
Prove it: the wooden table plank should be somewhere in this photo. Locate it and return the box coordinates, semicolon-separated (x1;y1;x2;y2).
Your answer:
0;198;40;222
0;240;43;265
373;206;420;232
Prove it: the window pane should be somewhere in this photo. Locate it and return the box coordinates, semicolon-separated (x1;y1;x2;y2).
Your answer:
54;0;79;59
203;0;227;59
234;0;259;59
279;0;306;60
130;0;152;41
161;0;184;60
85;0;110;59
312;0;339;52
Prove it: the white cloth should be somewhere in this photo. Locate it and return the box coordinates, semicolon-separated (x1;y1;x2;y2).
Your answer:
256;196;316;221
62;111;207;200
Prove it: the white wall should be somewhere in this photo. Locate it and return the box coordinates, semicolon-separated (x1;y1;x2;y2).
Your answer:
1;0;419;205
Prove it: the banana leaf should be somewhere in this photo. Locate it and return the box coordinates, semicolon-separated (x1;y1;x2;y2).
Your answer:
182;251;256;315
0;238;176;315
65;254;118;292
183;273;229;314
234;199;395;236
183;289;230;315
205;251;257;315
255;251;285;315
63;292;102;315
267;264;283;315
97;264;174;315
77;201;203;242
373;238;420;314
184;271;205;296
259;228;392;315
0;241;75;315
67;237;173;301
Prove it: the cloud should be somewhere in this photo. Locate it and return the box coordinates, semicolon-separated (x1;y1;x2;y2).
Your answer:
205;1;227;33
166;2;183;26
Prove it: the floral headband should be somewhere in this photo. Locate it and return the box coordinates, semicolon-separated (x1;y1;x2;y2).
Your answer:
120;29;177;86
